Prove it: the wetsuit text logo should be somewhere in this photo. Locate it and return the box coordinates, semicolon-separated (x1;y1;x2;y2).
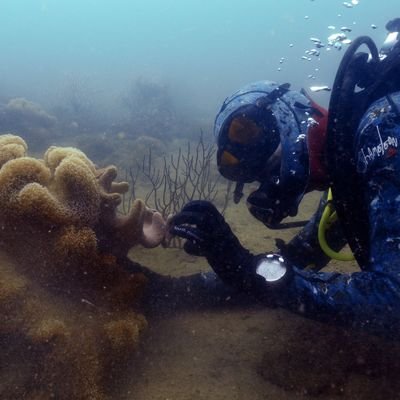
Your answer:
360;125;398;166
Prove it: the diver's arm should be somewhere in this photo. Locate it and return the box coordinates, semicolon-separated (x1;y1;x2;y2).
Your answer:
122;259;253;313
281;266;400;337
169;196;400;337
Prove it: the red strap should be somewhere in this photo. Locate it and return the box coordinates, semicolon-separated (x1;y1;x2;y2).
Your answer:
307;101;329;190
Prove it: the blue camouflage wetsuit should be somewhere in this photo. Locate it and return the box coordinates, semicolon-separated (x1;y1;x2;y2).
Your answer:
281;92;400;337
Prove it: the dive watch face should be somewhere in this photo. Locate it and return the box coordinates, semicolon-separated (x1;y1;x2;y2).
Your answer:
256;254;287;282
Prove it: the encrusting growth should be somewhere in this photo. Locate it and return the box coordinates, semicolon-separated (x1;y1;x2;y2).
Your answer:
0;134;166;400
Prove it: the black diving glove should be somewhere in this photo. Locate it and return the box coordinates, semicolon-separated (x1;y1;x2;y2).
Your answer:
170;200;255;289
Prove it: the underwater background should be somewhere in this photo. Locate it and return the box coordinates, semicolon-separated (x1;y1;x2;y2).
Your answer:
0;0;398;124
1;0;400;399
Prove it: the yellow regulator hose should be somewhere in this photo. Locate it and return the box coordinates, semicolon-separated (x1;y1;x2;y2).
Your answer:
318;189;355;262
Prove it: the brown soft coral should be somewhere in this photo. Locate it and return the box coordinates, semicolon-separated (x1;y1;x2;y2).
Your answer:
0;134;166;399
0;133;28;168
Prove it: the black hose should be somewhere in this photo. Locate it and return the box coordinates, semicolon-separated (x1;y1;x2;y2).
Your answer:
329;36;379;127
327;36;379;267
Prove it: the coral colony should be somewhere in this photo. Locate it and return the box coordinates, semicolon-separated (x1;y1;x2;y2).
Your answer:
0;134;166;399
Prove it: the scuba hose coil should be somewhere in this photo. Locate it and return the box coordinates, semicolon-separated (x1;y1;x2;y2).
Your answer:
318;189;355;262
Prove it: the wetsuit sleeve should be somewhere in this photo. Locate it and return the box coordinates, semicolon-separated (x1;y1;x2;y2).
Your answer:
279;107;400;338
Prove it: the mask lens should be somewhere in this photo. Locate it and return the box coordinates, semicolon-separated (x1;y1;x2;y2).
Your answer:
218;116;268;181
217;106;281;183
228;116;262;144
219;150;240;166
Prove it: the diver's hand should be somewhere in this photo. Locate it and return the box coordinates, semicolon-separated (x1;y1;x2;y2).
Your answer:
170;201;253;285
170;200;241;257
170;201;295;300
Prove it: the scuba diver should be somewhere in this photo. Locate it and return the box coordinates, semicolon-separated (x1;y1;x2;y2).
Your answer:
167;18;400;338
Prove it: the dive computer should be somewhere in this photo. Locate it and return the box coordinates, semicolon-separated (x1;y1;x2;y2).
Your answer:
255;253;288;284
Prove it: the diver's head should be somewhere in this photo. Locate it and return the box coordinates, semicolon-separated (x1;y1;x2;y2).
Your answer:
214;81;311;228
215;81;286;183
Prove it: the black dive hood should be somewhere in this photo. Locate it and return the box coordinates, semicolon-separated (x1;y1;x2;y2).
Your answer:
214;80;312;228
